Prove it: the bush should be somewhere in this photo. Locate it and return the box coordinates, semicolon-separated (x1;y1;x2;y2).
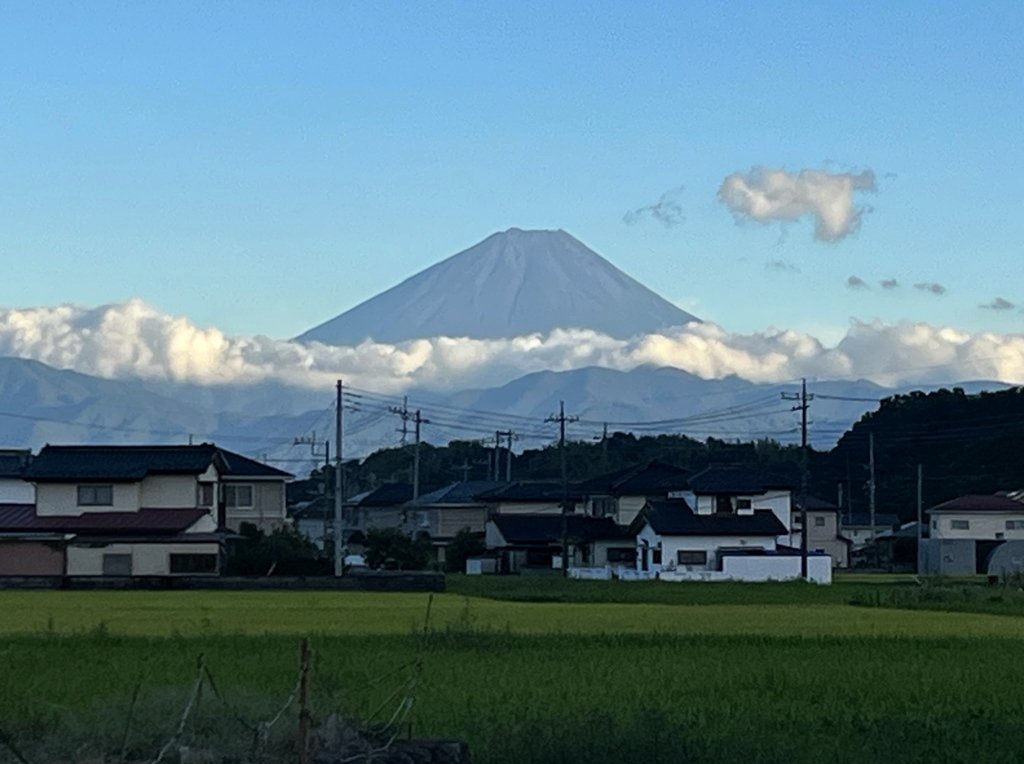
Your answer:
365;527;432;570
444;528;486;573
224;522;331;576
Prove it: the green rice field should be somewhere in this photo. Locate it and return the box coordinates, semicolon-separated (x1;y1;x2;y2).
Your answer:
3;580;1024;763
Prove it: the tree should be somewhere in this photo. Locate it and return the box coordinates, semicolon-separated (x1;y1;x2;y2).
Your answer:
224;522;330;576
444;527;486;573
364;527;432;570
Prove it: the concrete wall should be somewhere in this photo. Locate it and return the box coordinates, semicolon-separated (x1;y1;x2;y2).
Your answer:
36;482;141;515
658;554;831;583
0;478;34;504
67;542;220;576
658;534;777;572
792;511;849;568
0;541;64;575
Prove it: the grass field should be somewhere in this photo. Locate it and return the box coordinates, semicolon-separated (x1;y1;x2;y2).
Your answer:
4;580;1024;763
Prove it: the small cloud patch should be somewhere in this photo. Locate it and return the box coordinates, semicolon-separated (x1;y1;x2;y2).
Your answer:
981;297;1015;311
880;279;899;290
846;275;870;290
914;282;947;296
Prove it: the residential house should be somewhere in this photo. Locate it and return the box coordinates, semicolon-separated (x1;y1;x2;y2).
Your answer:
404;480;504;563
632;498;831;583
0;449;33;503
577;460;691;525
791;496;851;568
0;443;292;577
840;512;901;551
681;466;796;540
920;493;1024;576
485;514;630;573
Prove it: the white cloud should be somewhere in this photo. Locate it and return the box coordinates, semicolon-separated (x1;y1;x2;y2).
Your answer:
718;167;876;242
3;299;1024;393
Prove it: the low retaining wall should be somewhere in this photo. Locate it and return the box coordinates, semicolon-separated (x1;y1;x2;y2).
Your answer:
0;572;446;592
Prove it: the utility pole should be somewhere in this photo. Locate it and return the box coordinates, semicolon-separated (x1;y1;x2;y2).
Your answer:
495;430;513;481
782;379;814;580
868;432;877;569
546;401;578;576
916;463;923;575
334;380;344;577
412;410;429;500
505;430;515;482
293;431;330;550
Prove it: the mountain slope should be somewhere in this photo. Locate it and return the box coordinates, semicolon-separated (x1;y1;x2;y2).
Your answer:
296;228;699;345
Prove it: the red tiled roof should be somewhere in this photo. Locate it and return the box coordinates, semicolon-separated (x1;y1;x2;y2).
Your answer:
0;504;210;534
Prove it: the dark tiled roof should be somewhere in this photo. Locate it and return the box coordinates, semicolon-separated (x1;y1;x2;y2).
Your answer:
579;460;690;496
490;514;626;546
643;499;787;536
841;512;901;528
474;481;582;502
0;504;210;535
218;450;293;478
24;444;291;482
795;495;840;511
408;481;506;506
357;483;414;507
686;466;798;494
927;494;1024;514
0;450;32;479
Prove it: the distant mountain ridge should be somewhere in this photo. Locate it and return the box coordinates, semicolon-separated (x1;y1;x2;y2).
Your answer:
296;228;699;345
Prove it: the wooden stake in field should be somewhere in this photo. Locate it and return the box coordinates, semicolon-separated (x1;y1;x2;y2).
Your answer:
297;638;312;764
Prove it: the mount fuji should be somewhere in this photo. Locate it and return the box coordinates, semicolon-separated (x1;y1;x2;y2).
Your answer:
296;228;699;345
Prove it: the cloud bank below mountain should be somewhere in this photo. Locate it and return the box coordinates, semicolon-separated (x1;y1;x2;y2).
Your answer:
1;299;1023;392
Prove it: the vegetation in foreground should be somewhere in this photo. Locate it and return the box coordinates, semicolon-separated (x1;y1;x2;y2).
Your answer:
4;626;1024;763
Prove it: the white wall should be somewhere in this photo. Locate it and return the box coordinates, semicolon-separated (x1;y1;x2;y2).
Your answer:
693;490;791;530
492;501;562;514
659;554;831;584
36;482;141;515
0;477;34;504
658;534;777;572
617;495;647;525
67;542;220;575
930;511;1024;540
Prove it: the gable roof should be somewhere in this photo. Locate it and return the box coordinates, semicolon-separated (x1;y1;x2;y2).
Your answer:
489;514;626;546
357;483;414;507
926;494;1024;514
641;499;787;536
686;465;797;495
408;480;506;506
23;444;291;482
0;504;210;535
0;449;31;479
474;481;582;503
578;460;690;496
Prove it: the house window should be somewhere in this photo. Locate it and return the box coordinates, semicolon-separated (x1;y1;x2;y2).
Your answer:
714;496;734;514
197;483;215;507
814;516;826;527
78;484;113;507
677;550;708;566
652;548;662;565
169;553;218;574
951;520;970;530
592;497;617;517
102;553;132;576
736;498;752;510
606;547;636;564
932;520;937;530
224;484;254;509
1007;520;1024;530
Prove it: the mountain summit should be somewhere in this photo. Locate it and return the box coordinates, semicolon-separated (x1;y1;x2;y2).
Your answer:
297;228;699;345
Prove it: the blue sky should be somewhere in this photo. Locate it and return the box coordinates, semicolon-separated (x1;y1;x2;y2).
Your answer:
2;1;1023;342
